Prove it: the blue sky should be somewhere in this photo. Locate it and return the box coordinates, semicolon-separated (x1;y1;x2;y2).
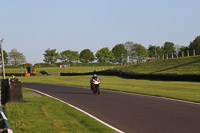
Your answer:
0;0;200;63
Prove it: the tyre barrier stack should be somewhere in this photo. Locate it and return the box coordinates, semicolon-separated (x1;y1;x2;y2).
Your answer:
0;106;12;133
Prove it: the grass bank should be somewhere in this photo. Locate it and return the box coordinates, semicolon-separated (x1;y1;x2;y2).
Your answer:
118;55;200;74
4;88;116;133
18;75;200;103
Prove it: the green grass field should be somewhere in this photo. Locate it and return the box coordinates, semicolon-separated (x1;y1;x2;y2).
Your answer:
4;66;114;75
4;88;116;133
117;55;200;74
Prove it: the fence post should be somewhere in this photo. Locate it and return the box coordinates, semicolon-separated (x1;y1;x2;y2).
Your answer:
166;54;168;60
162;55;164;59
171;53;173;59
182;51;184;57
193;49;195;56
187;50;189;56
0;39;6;79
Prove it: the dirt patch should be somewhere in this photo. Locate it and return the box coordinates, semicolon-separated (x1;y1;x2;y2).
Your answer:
52;120;59;128
41;106;49;117
41;106;59;128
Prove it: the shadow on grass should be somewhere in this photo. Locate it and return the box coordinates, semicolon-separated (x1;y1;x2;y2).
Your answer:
151;58;200;74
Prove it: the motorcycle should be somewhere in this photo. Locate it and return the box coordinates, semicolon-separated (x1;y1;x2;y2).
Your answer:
91;79;100;94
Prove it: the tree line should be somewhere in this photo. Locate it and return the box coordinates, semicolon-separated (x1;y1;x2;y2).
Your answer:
0;49;26;66
43;35;200;64
1;35;200;66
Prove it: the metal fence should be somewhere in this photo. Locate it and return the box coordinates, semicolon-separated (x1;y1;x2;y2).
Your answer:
158;49;200;60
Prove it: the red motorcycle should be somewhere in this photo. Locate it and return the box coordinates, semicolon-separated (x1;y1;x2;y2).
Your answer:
91;79;100;94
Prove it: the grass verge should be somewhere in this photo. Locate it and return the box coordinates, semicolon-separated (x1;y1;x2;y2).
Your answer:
4;88;116;133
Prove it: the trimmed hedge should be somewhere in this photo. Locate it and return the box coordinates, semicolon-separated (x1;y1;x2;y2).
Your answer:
60;70;200;82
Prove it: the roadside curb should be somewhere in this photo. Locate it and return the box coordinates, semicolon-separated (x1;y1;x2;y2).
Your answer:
0;106;13;133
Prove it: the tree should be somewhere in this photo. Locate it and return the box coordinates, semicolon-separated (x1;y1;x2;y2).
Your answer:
112;44;128;63
180;46;188;52
179;46;189;56
8;49;26;65
80;49;95;63
124;41;134;56
174;44;181;57
43;48;59;64
131;44;148;62
148;45;157;58
0;49;8;65
148;45;162;59
163;42;175;54
189;36;200;50
95;47;114;63
60;50;79;63
157;46;164;58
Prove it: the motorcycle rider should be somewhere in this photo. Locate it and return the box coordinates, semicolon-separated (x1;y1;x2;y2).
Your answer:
90;74;100;90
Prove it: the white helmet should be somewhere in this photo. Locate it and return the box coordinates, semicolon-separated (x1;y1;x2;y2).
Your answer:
93;74;97;78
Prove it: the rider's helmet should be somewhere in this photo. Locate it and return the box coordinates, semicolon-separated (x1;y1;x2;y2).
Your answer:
93;74;97;78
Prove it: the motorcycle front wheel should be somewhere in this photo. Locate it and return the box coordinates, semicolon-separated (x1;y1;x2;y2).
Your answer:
97;89;100;95
93;89;96;94
96;86;100;95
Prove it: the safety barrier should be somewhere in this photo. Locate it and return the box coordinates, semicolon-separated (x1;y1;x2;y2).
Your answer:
0;106;13;133
60;70;200;82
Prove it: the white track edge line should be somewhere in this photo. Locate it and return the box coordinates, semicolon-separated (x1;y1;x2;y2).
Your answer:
27;88;124;133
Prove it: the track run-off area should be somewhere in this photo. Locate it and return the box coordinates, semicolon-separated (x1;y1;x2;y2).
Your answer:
22;83;200;133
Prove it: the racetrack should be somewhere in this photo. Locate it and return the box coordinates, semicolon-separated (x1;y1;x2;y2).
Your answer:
22;83;200;133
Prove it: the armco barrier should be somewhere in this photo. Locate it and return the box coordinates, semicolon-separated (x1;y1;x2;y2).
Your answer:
0;106;13;133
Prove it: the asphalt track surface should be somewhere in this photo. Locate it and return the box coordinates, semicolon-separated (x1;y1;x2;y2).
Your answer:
22;83;200;133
